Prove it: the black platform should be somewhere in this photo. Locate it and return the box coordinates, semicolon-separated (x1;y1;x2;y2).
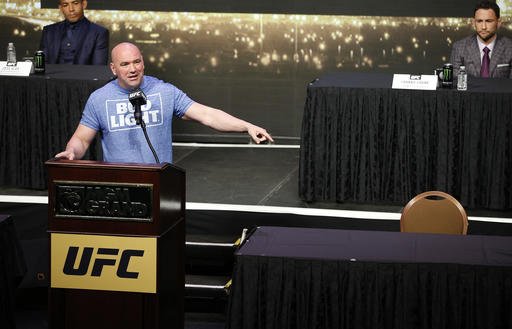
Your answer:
2;144;512;329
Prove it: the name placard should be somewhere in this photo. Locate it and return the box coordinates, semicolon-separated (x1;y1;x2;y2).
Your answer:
392;74;437;90
0;61;34;76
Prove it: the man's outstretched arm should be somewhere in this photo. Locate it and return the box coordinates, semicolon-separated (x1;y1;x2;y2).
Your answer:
182;102;274;144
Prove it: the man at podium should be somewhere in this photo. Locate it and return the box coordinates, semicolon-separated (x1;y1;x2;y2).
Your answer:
55;42;273;163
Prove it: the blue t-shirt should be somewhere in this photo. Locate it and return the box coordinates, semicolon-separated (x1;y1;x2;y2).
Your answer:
80;75;193;163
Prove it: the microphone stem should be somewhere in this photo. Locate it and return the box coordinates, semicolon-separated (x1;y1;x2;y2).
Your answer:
134;105;142;125
139;120;160;164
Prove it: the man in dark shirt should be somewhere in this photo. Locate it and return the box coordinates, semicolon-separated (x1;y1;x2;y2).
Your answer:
39;0;109;65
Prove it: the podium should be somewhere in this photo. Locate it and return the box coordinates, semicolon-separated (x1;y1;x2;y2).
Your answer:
45;159;185;329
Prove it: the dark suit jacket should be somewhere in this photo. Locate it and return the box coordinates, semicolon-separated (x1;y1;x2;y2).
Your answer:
449;35;512;78
39;17;109;65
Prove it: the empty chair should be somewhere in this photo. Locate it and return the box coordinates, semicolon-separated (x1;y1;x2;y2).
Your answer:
400;191;468;234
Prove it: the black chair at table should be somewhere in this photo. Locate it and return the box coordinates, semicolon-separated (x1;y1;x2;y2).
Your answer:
400;191;468;234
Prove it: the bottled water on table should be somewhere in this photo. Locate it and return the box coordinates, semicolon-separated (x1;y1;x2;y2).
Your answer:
457;65;467;91
6;42;17;65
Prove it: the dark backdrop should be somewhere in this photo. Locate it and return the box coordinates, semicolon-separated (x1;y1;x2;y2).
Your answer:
42;0;472;17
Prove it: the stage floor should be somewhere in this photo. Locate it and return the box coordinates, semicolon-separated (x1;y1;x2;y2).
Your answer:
2;143;511;218
3;143;512;243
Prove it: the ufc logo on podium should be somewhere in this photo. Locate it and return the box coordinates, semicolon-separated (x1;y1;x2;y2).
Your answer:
63;247;144;279
51;233;157;293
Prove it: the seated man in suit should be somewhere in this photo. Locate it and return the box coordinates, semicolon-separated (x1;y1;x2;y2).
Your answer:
39;0;109;65
450;1;512;78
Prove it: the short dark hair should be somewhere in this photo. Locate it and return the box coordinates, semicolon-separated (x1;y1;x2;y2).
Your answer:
474;1;500;18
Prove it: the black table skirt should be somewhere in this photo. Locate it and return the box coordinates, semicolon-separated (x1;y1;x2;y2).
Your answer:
0;65;111;189
299;72;512;210
0;215;26;329
228;256;512;329
227;226;512;329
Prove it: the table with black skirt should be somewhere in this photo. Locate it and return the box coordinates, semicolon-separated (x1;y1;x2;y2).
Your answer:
299;72;512;210
227;226;512;329
0;64;113;189
0;215;27;329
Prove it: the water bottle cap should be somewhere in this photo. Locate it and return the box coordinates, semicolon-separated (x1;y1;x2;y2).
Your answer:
460;66;465;70
8;42;13;46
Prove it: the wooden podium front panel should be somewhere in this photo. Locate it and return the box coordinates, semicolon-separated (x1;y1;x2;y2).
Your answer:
49;290;148;329
46;159;185;236
48;219;185;329
46;160;185;329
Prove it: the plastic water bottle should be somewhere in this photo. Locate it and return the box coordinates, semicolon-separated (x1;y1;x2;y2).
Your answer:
6;42;16;65
457;65;467;91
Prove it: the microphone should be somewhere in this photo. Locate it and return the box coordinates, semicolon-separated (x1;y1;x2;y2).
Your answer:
128;89;147;125
127;89;160;164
